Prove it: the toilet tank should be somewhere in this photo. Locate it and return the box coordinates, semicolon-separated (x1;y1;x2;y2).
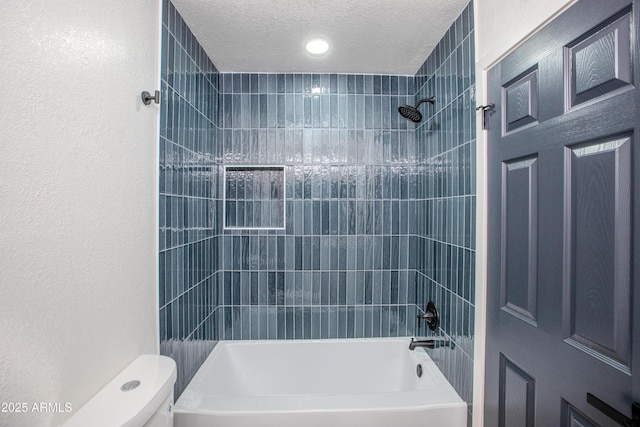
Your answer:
64;355;177;427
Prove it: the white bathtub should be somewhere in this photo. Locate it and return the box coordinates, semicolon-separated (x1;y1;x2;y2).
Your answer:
174;338;467;427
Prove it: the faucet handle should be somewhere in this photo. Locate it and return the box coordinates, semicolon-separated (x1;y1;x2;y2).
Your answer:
416;301;439;331
416;312;433;329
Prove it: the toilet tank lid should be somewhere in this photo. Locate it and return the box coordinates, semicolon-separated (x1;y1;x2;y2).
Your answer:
63;355;177;427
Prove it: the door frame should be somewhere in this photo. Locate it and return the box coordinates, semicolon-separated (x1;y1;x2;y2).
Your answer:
472;1;577;425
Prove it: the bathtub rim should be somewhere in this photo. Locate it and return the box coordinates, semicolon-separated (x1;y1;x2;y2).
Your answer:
174;337;467;416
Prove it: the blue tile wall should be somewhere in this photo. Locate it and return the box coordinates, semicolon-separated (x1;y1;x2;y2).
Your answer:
217;74;419;340
159;0;221;398
412;1;476;416
160;0;476;406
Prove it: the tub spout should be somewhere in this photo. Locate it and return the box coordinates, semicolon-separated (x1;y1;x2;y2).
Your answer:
409;338;435;350
408;338;452;350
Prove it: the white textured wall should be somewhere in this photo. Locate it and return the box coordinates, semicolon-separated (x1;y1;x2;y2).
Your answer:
475;0;576;69
472;1;575;426
0;1;160;426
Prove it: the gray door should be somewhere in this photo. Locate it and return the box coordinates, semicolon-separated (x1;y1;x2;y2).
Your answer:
485;0;640;425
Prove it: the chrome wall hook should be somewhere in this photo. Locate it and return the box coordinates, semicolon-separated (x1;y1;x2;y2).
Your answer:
141;90;160;105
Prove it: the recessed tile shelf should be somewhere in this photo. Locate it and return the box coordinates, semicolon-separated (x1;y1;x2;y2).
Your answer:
224;166;286;230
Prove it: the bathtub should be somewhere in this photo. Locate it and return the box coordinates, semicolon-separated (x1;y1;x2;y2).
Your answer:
174;338;467;427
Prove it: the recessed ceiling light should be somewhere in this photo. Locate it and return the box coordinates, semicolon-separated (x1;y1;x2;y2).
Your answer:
305;38;330;56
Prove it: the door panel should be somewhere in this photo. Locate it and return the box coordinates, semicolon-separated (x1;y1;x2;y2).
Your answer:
562;401;599;427
563;136;632;371
499;354;536;427
503;68;539;133
501;157;538;324
485;0;639;425
566;12;632;109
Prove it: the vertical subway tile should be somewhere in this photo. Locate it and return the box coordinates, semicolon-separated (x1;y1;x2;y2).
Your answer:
163;0;474;406
160;2;220;398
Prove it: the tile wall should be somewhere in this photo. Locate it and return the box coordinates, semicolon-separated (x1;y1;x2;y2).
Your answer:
159;0;475;403
412;1;476;417
216;73;419;340
158;0;221;397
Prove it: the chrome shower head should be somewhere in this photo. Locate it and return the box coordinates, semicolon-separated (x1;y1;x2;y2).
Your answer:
398;96;435;123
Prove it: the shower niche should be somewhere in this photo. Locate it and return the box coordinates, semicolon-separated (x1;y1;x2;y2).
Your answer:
223;166;286;230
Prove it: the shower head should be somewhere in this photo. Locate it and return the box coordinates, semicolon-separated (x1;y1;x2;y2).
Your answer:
398;96;435;123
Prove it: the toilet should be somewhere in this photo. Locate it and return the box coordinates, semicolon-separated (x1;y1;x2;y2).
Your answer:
64;355;177;427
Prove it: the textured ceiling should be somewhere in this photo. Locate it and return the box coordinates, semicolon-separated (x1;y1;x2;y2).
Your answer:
171;0;469;75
